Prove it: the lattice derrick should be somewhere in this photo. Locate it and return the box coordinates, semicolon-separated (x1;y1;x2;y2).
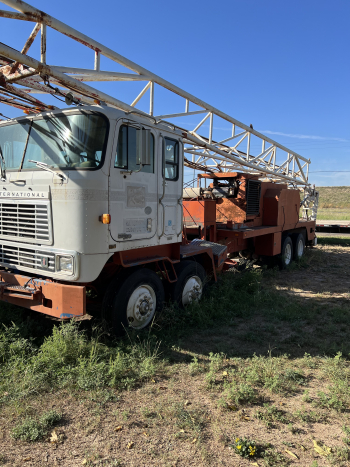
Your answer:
0;0;311;185
183;157;215;174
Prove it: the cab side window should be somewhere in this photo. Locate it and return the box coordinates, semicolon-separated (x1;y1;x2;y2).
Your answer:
115;124;154;173
164;138;179;181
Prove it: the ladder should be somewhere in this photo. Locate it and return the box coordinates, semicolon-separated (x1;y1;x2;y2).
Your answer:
0;0;311;187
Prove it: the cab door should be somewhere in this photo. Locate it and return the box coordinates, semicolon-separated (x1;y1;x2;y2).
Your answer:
157;133;183;242
109;120;158;244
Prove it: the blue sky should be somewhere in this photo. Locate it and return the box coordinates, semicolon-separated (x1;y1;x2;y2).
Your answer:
1;0;349;186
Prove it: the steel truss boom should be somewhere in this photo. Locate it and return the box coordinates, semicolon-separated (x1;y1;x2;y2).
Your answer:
0;0;311;185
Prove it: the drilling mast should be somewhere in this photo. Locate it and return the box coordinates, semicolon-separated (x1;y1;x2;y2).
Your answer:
0;0;311;187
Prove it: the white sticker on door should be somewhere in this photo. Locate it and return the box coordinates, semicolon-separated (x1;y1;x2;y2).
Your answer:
124;219;147;234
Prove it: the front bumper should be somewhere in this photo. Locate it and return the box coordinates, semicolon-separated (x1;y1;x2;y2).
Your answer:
0;270;86;319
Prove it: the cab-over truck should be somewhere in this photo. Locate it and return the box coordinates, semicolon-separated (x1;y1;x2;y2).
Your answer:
0;0;318;334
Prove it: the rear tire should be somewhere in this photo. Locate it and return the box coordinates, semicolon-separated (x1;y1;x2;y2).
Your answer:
293;233;305;260
279;236;293;269
102;268;164;335
170;260;206;307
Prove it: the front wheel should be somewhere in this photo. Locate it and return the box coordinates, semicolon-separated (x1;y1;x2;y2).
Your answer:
102;268;164;335
279;236;293;269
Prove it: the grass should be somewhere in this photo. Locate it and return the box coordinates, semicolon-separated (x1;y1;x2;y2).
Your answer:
315;186;350;220
316;186;350;209
0;320;161;405
11;409;62;442
316;209;350;220
317;236;350;246
255;404;290;428
293;408;328;424
171;403;206;439
262;448;290;467
1;236;350;464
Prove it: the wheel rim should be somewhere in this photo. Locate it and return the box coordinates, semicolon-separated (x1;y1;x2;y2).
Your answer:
182;275;203;306
284;243;292;265
126;285;156;329
297;239;304;257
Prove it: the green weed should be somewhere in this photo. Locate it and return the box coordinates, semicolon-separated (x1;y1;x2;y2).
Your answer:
342;425;350;445
240;354;305;394
170;403;205;439
262;448;290;467
11;409;62;442
219;381;258;407
329;446;350;465
0;321;160;403
255;404;290;428
231;436;257;458
314;356;350;411
287;423;303;434
302;389;312;402
316;389;347;412
294;409;328;424
188;356;202;375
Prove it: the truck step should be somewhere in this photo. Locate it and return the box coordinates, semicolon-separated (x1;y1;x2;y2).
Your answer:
190;239;227;256
0;282;41;300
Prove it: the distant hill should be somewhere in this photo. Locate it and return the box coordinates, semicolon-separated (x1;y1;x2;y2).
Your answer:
316;186;350;209
315;186;350;220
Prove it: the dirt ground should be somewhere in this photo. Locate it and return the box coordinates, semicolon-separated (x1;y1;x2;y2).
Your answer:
1;242;350;467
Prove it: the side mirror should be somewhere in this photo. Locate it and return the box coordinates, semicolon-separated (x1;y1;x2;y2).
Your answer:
140;129;151;166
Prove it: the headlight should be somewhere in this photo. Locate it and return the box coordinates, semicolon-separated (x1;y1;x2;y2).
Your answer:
57;255;74;273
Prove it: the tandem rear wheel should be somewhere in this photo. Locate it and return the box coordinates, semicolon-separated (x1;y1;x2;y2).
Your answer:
279;235;293;269
102;268;165;336
293;233;305;261
279;232;305;268
169;260;206;307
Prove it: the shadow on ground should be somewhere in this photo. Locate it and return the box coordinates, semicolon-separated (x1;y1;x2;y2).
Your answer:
0;241;349;362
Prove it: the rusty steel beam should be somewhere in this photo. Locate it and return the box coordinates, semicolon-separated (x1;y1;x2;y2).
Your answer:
40;22;46;63
0;42;148;114
5;68;37;82
0;70;48;109
0;9;36;20
0;63;91;104
0;93;37;111
11;21;40;73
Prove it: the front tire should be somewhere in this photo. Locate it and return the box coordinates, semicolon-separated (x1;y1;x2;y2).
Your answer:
102;268;164;335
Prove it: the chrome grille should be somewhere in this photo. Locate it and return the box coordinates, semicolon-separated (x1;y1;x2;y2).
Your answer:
0;244;55;271
0;201;52;244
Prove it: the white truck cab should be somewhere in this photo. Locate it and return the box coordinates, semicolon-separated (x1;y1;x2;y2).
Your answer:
0;105;183;284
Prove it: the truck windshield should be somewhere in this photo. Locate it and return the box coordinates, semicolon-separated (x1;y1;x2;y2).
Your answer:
0;112;108;171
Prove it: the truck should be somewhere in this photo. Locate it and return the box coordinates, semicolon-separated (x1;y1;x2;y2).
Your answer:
316;220;350;234
0;0;318;334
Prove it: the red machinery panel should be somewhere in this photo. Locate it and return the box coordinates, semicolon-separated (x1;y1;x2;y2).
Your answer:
183;199;217;240
255;232;282;256
263;189;300;226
